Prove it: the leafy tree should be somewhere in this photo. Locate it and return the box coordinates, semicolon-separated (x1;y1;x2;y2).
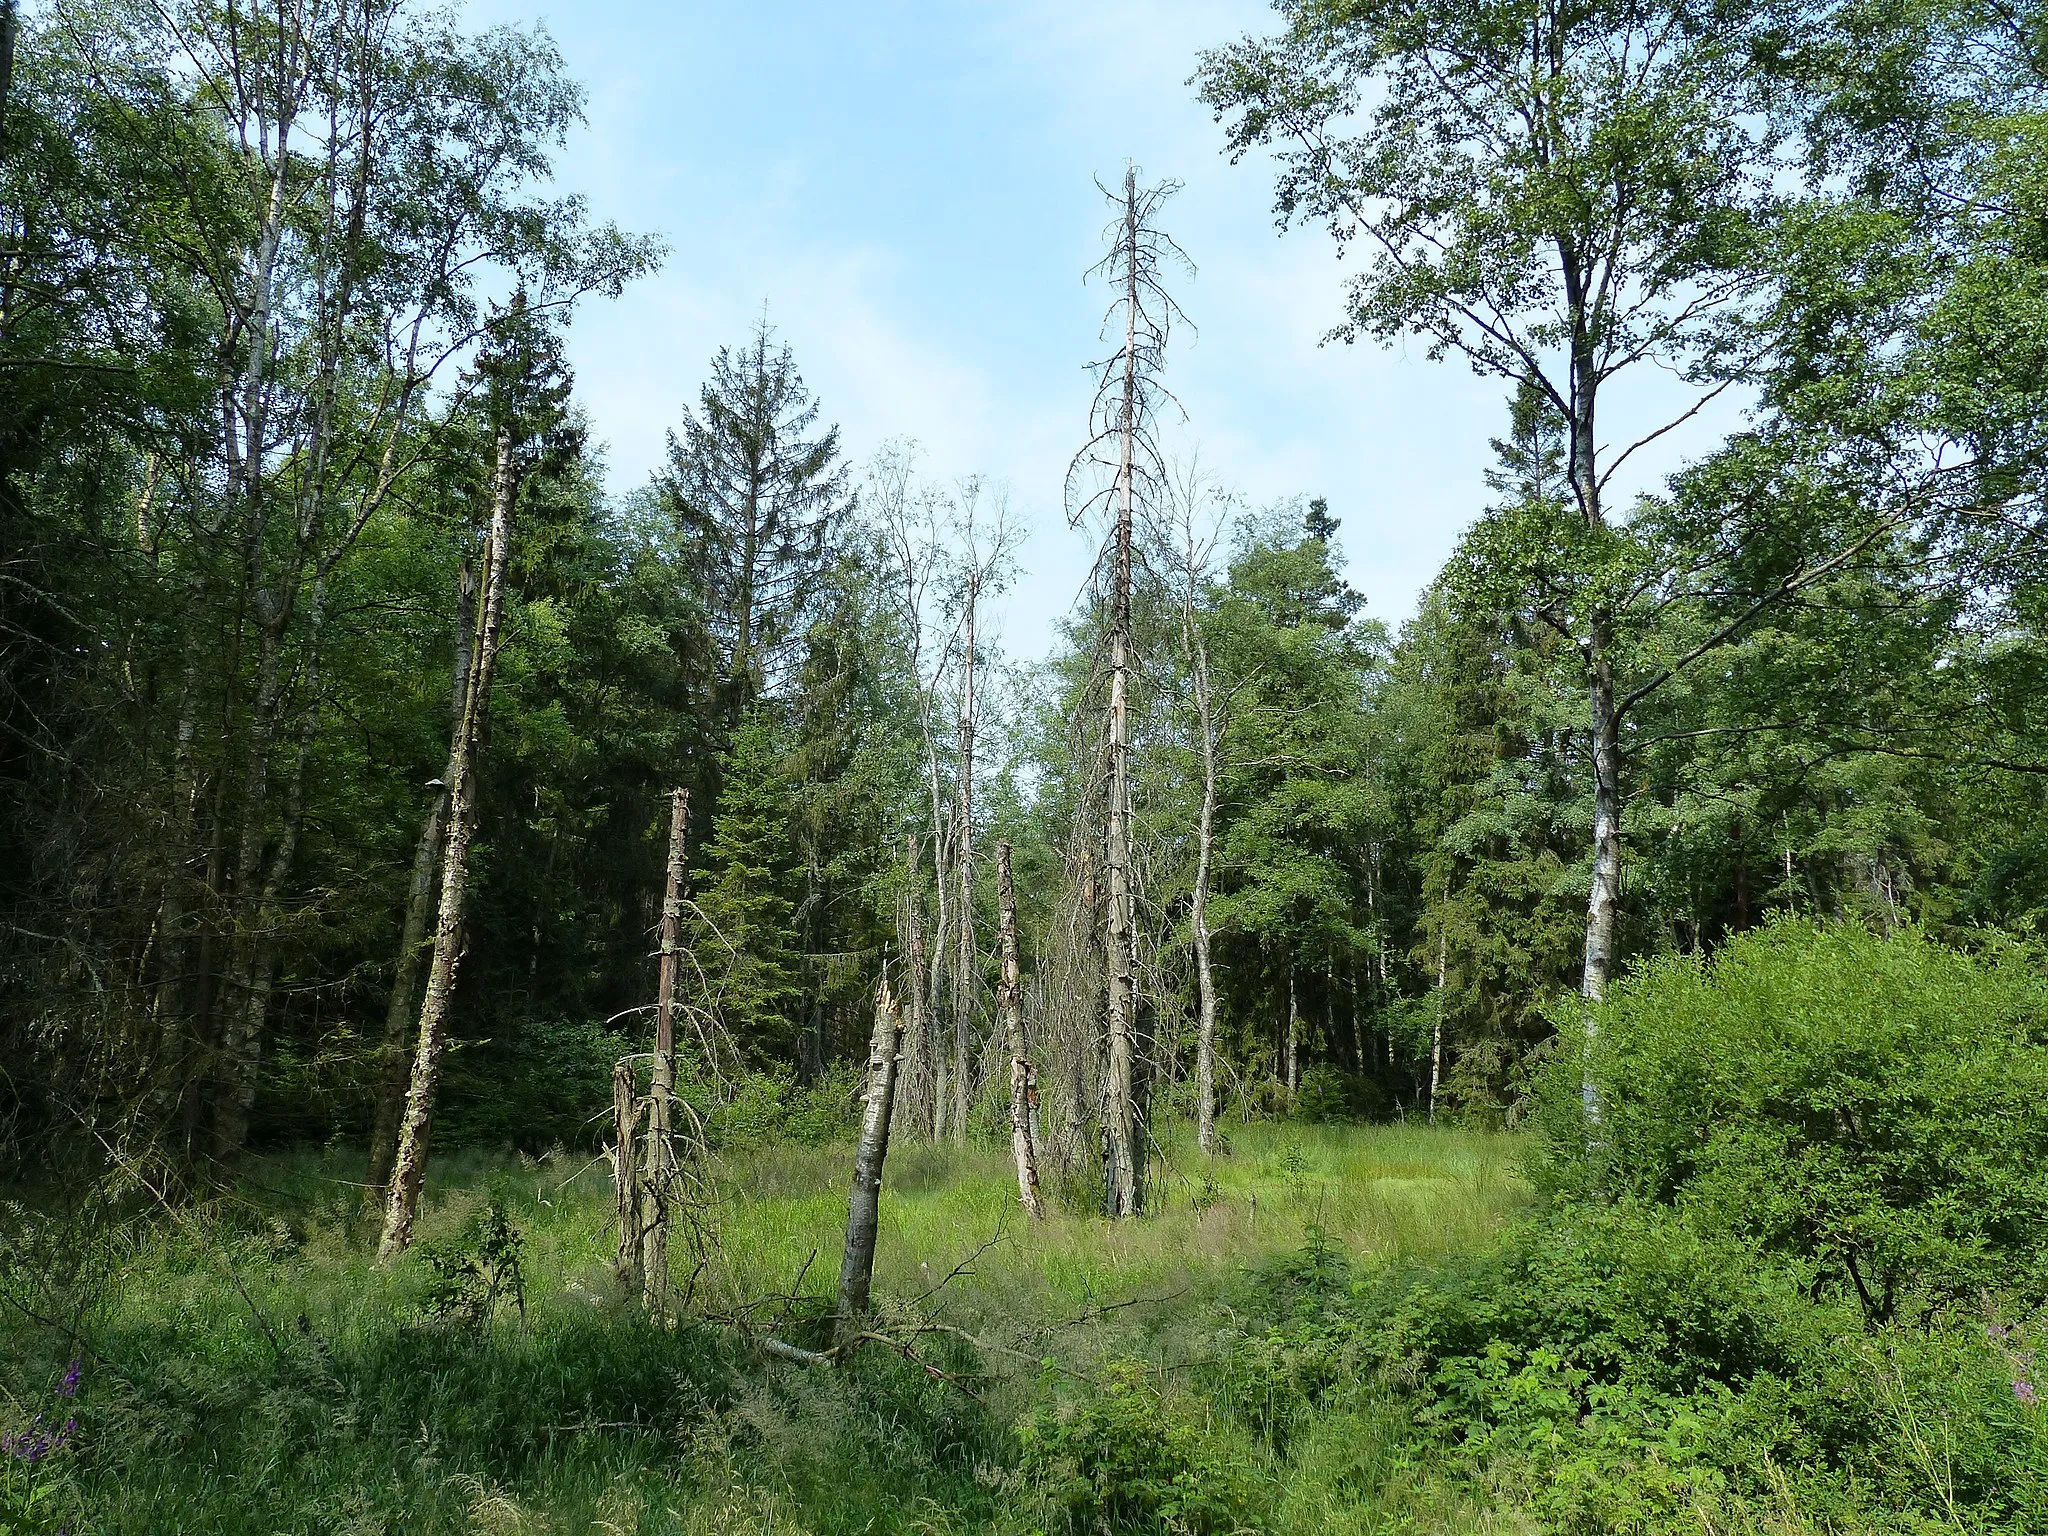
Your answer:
1200;0;1801;998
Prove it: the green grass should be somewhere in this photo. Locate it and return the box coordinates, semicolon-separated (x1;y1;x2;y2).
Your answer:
0;1121;1527;1534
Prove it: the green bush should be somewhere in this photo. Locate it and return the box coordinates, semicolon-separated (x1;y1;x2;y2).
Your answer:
1018;1360;1270;1535
683;1060;863;1149
438;1016;631;1152
1197;924;2048;1533
1541;920;2048;1322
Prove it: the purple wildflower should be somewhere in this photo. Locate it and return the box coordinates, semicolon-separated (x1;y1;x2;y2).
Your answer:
57;1358;80;1398
2016;1379;2039;1406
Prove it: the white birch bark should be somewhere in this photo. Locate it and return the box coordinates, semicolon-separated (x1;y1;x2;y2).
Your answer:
837;976;903;1328
997;842;1045;1218
378;426;517;1262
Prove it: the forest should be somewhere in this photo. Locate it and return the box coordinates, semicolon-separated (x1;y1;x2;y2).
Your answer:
5;0;2048;1531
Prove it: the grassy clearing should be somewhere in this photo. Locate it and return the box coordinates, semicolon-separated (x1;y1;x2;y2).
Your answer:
1;1122;1525;1534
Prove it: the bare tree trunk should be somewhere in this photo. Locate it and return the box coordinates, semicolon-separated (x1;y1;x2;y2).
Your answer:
1103;171;1142;1220
837;976;903;1329
952;576;978;1143
1192;813;1217;1155
897;832;934;1140
378;426;517;1263
210;603;293;1160
1583;627;1621;1001
0;1;17;163
1429;926;1446;1124
997;843;1045;1219
1285;966;1300;1101
641;787;689;1313
1179;509;1222;1158
612;1060;642;1289
368;563;474;1197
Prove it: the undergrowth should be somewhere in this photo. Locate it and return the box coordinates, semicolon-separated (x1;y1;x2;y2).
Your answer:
7;925;2047;1533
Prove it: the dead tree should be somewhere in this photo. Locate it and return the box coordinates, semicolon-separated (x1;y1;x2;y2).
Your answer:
897;831;936;1139
377;430;518;1264
613;1060;643;1288
1429;924;1447;1124
951;569;978;1143
377;294;577;1262
837;975;903;1330
367;562;474;1199
1067;165;1188;1218
1161;463;1228;1156
996;842;1046;1218
1286;967;1300;1100
641;787;690;1311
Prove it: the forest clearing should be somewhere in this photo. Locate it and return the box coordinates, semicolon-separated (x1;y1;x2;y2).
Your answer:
9;0;2048;1529
4;1126;1520;1532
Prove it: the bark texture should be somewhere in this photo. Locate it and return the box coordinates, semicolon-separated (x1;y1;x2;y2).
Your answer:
899;832;935;1140
1102;172;1142;1220
368;563;474;1197
837;976;903;1329
951;576;977;1143
1429;926;1447;1123
378;426;517;1263
640;786;690;1312
613;1059;642;1289
996;842;1045;1219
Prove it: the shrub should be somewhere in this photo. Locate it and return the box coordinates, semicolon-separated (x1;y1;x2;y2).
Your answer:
1538;920;2048;1322
682;1061;862;1150
1017;1361;1269;1535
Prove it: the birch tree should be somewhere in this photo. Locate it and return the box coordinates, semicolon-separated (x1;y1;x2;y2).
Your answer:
997;841;1045;1218
378;299;578;1262
1200;0;1788;1003
1157;464;1233;1155
837;974;903;1328
367;564;474;1198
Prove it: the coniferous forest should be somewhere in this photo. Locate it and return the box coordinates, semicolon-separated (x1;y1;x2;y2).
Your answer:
7;1;2048;1531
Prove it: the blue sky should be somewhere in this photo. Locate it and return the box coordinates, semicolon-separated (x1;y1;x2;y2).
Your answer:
470;0;1727;666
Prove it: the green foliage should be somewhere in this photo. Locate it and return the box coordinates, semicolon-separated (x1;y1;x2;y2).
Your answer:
438;1017;630;1152
1545;921;2048;1322
692;703;806;1062
683;1061;863;1151
1018;1361;1270;1535
417;1193;528;1328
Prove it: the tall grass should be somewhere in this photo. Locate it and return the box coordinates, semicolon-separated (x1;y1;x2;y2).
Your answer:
0;1122;1525;1534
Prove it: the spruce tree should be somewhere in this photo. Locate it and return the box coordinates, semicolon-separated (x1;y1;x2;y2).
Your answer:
692;703;804;1064
655;321;850;721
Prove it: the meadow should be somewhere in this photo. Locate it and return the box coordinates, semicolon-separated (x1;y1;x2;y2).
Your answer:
0;1122;1529;1535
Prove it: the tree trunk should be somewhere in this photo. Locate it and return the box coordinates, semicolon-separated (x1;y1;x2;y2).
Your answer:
210;602;293;1161
1429;926;1446;1124
641;787;689;1312
837;976;903;1329
996;843;1045;1219
1582;628;1621;1001
1285;966;1299;1100
897;832;934;1140
368;563;474;1197
378;426;517;1263
0;1;18;163
1184;543;1221;1158
952;577;977;1143
612;1060;642;1289
1102;170;1142;1220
